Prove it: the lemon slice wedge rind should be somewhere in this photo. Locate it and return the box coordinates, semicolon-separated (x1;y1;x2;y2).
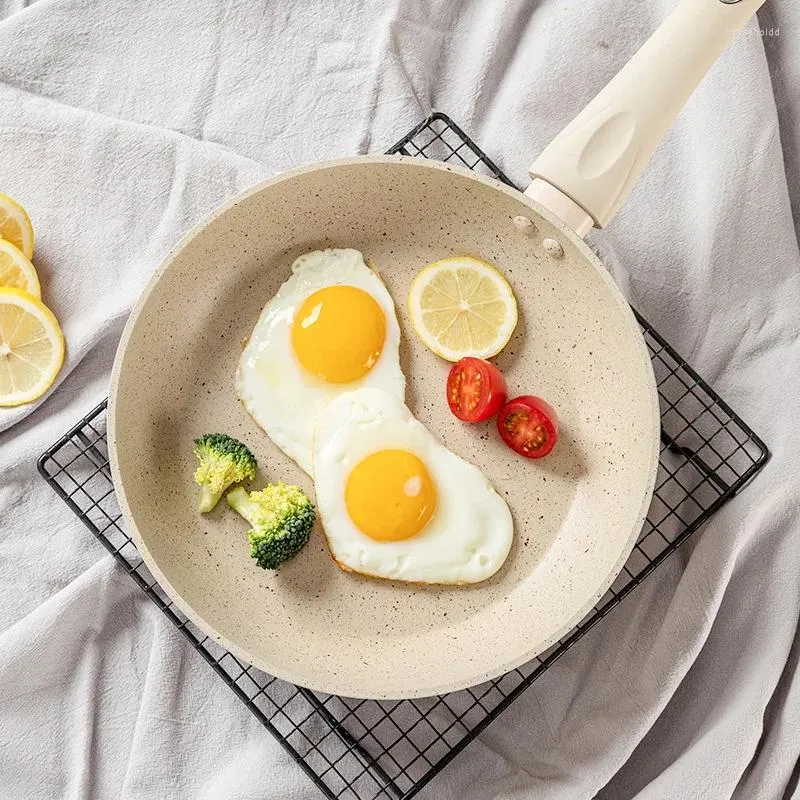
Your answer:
0;240;41;297
0;288;64;407
408;256;518;362
0;193;34;259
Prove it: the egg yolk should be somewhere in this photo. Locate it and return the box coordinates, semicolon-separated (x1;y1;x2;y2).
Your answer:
345;449;437;541
291;286;386;384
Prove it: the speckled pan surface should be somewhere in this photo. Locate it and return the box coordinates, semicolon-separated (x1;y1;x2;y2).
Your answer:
109;156;660;699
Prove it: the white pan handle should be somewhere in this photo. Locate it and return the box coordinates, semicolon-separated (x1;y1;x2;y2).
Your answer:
526;0;768;236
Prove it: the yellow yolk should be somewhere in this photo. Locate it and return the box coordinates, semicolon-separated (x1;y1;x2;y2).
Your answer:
345;450;437;541
291;285;386;384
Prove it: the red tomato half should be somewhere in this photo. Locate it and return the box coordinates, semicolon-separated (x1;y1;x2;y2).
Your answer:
497;395;559;458
446;357;508;423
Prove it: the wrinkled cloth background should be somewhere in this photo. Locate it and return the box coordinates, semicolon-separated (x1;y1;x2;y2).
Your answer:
1;1;798;798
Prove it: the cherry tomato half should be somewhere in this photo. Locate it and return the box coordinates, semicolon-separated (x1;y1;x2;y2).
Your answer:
497;395;559;458
446;357;508;423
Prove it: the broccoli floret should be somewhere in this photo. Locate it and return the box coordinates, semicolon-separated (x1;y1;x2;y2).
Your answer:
226;484;315;569
193;433;257;513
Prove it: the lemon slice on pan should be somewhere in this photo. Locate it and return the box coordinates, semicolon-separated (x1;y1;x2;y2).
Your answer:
0;240;40;297
408;256;518;361
0;288;64;407
0;194;34;259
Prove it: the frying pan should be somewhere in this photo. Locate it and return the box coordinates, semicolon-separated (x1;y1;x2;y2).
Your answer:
109;0;765;698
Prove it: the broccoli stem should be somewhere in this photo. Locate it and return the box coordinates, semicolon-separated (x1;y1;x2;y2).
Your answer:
226;486;259;524
198;485;220;514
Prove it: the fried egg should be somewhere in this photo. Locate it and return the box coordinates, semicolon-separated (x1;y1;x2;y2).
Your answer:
236;249;405;474
313;388;514;584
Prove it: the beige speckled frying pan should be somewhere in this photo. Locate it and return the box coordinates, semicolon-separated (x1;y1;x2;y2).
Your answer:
108;0;764;698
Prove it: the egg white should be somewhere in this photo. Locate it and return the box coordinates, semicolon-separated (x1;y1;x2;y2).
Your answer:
313;388;514;585
236;249;405;475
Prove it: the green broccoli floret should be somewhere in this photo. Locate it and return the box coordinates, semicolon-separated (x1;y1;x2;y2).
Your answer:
193;433;257;513
226;484;315;569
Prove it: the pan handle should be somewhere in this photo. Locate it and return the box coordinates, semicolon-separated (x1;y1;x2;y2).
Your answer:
525;0;768;237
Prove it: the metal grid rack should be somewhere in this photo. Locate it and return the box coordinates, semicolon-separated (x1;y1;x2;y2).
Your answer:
39;113;769;800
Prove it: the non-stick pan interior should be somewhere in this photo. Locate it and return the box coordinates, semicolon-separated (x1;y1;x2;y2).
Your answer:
109;156;659;698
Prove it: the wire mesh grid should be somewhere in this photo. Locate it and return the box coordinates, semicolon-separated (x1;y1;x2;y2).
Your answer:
38;113;769;800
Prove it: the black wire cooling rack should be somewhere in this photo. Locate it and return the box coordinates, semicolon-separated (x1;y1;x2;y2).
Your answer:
39;113;770;800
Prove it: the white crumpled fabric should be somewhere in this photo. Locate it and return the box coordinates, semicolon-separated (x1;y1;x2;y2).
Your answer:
1;1;798;798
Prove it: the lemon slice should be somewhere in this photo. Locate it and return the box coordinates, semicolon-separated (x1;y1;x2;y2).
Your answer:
0;194;34;259
408;256;518;361
0;240;40;297
0;288;64;407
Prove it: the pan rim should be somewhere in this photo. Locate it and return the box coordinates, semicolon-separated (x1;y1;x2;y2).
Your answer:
108;154;661;699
